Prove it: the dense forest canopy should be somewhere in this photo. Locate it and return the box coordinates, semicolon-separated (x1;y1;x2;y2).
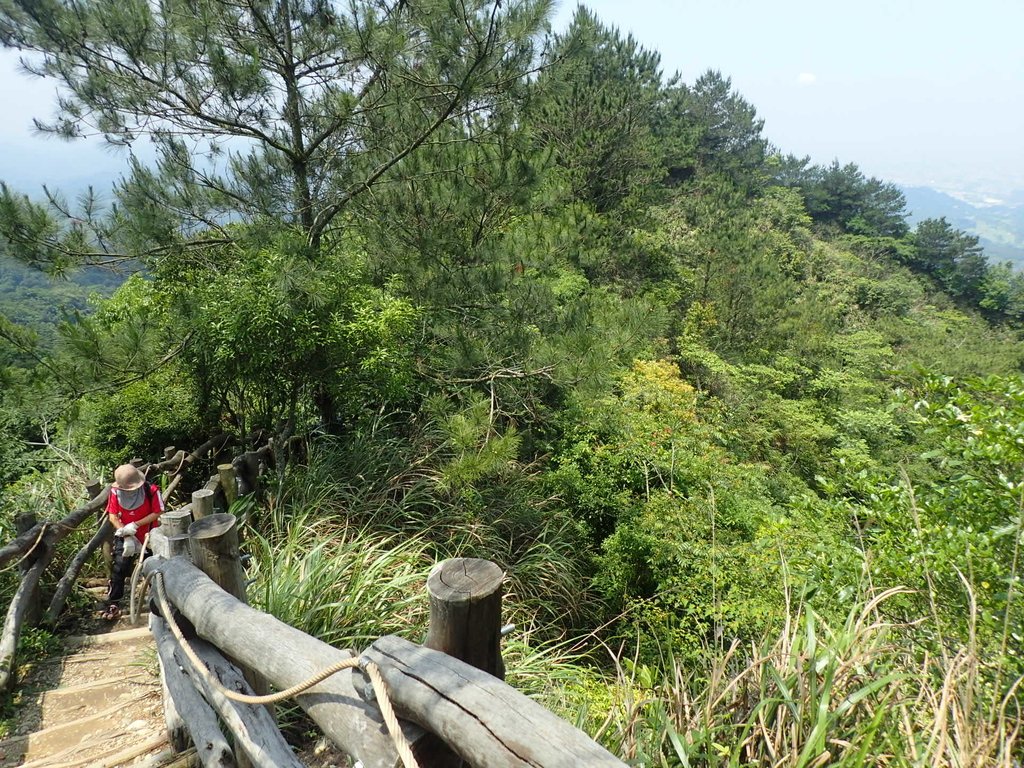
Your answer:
0;2;1021;764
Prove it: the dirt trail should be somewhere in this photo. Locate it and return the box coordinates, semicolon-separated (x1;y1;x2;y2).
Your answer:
0;615;172;768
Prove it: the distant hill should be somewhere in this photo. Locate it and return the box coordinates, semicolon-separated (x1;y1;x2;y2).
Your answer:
902;186;1024;270
0;252;125;348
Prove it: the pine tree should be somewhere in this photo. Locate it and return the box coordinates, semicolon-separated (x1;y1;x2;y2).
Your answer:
913;217;989;301
0;0;551;268
529;6;666;216
670;70;766;187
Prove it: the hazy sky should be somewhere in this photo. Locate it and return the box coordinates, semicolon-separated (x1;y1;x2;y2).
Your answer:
550;0;1024;199
1;0;1022;198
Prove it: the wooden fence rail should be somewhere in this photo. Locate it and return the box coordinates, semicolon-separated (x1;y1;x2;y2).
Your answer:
145;546;626;768
144;553;418;768
0;487;110;691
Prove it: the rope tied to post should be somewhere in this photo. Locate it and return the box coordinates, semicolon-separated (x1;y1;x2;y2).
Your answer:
150;570;422;768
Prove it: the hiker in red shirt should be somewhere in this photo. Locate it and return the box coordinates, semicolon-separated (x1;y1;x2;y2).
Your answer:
102;464;163;620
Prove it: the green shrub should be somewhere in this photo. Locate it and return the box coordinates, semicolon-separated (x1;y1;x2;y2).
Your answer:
76;364;201;465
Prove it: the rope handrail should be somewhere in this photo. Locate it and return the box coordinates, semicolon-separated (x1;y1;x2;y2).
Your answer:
150;570;421;768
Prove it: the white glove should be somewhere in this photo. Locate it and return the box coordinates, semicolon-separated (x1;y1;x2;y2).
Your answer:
122;536;139;558
120;522;139;537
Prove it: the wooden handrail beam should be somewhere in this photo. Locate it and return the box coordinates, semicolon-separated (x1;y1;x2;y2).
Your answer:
151;615;234;767
143;556;412;768
362;636;627;768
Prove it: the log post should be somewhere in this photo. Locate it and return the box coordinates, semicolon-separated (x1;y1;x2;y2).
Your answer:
187;512;268;748
150;615;235;767
425;558;506;680
15;513;37;554
233;453;261;498
168;533;192;559
202;476;227;514
164;446;177;461
150;508;193;560
161;508;194;538
152;615;191;755
188;515;247;604
191;489;215;521
181;637;303;768
88;478;114;579
217;464;238;508
160;671;190;757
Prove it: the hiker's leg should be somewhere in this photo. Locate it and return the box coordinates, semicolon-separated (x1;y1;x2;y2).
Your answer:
107;537;135;606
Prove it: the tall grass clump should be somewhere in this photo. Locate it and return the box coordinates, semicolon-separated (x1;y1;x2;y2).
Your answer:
546;588;1022;767
271;415;442;532
245;509;432;648
265;421;597;640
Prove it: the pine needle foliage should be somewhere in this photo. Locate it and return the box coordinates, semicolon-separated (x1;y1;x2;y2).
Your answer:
0;0;554;264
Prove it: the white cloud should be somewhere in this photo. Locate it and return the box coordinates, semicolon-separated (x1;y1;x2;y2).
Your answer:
797;72;817;86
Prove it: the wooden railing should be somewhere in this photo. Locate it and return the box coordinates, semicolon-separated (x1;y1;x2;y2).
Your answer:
0;440;627;767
